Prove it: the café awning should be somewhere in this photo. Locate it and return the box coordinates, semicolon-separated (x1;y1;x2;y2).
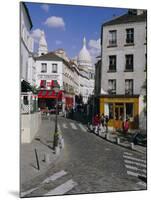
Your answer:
38;90;62;99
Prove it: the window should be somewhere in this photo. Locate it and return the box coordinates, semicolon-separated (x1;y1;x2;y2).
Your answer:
41;63;47;73
125;54;133;71
126;28;134;44
108;79;116;94
109;56;116;71
108;103;114;119
109;30;117;46
40;80;46;88
126;103;133;118
52;64;58;73
125;79;133;95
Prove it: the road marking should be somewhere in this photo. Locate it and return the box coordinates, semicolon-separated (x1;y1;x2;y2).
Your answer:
124;160;146;168
123;155;146;163
127;170;146;178
78;124;86;132
124;152;133;156
137;181;147;187
62;123;67;129
125;165;146;173
44;179;77;196
21;186;39;197
70;123;77;130
42;170;67;183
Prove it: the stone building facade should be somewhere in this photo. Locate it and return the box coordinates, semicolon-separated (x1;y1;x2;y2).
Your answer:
99;9;147;130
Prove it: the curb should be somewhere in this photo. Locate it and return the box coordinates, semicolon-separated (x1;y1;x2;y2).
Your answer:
91;131;146;154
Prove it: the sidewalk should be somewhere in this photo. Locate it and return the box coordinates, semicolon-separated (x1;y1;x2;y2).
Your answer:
96;129;147;154
20;115;63;190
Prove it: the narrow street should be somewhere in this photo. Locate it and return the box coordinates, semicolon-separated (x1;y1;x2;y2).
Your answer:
23;115;147;197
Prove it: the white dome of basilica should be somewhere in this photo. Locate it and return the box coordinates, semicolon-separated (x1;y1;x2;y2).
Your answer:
77;37;92;66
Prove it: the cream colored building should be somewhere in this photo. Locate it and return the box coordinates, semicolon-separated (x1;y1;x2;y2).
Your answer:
20;2;41;143
100;9;147;130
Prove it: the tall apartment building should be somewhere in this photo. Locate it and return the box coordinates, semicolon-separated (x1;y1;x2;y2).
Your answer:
20;2;41;143
100;9;147;130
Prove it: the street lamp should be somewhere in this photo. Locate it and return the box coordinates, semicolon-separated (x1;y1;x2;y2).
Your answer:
53;86;60;150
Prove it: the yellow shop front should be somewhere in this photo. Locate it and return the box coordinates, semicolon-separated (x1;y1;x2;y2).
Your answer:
100;95;139;130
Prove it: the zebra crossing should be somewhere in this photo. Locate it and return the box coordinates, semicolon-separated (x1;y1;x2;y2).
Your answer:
123;151;147;189
59;122;87;132
21;170;77;197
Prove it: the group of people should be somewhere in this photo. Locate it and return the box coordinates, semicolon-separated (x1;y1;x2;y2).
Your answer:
92;113;109;134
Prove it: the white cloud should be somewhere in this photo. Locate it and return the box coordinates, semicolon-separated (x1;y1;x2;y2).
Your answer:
88;39;101;50
88;38;101;64
55;40;62;45
44;16;65;29
41;4;49;12
31;29;43;43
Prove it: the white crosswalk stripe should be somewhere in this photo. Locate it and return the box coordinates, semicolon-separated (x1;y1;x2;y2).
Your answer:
70;122;77;130
42;170;67;183
21;187;39;197
44;179;77;196
78;124;87;132
61;122;87;132
124;152;133;156
137;181;147;188
21;170;77;197
123;155;146;163
127;171;146;178
123;152;147;184
124;159;146;168
125;165;146;173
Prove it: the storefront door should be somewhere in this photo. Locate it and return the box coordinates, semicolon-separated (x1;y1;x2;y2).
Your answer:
114;103;124;129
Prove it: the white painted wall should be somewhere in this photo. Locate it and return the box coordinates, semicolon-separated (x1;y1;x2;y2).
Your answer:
20;3;35;85
35;60;63;88
21;112;41;143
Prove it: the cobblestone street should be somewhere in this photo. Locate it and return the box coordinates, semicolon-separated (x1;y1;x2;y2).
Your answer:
21;115;147;197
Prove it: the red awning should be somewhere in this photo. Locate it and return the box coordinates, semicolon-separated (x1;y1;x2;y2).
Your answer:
38;90;63;99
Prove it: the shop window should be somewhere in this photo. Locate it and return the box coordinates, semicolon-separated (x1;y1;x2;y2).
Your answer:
23;96;28;105
109;103;114;119
126;103;133;118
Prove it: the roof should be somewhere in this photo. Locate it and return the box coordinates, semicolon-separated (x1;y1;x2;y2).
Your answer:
103;11;147;27
35;52;63;61
22;2;33;30
35;52;73;69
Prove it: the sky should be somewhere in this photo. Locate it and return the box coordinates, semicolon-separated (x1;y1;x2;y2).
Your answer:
26;2;127;63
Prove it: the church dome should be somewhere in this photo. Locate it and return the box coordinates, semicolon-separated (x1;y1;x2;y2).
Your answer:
77;37;92;66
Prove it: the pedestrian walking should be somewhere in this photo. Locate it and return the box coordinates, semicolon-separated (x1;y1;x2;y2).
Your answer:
104;115;109;132
100;113;105;132
64;106;67;118
123;118;129;134
93;114;100;134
